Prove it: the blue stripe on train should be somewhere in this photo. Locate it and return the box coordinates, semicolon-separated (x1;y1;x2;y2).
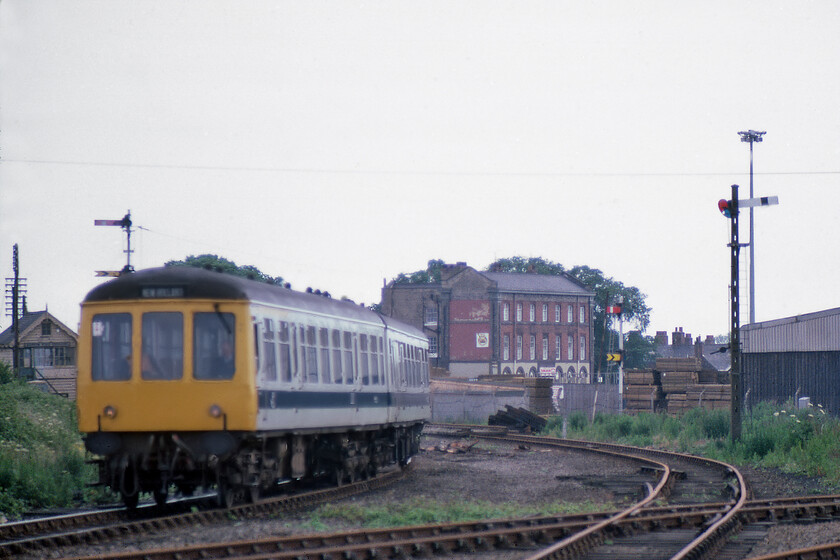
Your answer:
257;390;429;410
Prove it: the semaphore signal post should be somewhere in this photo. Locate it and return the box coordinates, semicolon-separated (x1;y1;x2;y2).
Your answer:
94;211;134;277
719;185;778;441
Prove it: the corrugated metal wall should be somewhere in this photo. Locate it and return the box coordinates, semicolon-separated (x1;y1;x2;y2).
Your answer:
743;308;840;353
743;351;840;414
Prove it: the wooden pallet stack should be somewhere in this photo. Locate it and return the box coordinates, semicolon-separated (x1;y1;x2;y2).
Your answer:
658;358;731;414
523;377;554;414
622;358;731;415
623;369;662;414
685;384;732;410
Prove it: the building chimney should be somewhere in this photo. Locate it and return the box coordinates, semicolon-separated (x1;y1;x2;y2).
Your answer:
705;335;715;344
655;331;668;345
440;262;468;282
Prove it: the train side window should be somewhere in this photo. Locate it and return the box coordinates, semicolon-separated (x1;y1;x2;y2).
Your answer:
409;345;417;387
193;312;235;380
331;329;343;383
278;322;292;382
262;318;277;381
142;312;184;380
370;336;381;385
343;331;354;384
319;328;331;384
91;313;132;381
359;334;370;385
299;326;317;384
398;342;407;388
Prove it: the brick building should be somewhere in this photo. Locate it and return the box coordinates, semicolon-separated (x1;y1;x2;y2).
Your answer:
0;310;78;398
380;263;595;381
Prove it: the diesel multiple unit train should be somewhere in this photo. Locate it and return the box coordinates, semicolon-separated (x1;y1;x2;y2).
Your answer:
76;266;430;507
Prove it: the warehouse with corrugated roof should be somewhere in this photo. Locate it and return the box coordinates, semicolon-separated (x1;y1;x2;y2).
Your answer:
742;307;840;413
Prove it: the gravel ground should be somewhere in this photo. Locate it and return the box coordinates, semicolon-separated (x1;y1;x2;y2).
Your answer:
32;435;840;560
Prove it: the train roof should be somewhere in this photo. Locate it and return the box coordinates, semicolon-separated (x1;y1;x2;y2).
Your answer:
83;266;424;338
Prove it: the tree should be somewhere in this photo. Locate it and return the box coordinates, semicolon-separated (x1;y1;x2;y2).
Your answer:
623;330;658;370
392;259;446;284
165;254;285;286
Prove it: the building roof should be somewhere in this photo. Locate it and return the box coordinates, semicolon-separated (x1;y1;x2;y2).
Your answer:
480;271;593;297
742;306;840;353
0;310;78;347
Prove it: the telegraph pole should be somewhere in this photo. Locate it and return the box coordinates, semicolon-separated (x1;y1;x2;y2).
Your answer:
738;130;766;324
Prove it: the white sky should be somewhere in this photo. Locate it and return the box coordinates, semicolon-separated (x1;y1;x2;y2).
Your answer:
1;1;839;340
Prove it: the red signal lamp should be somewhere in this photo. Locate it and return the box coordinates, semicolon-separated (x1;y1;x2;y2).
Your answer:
718;199;732;218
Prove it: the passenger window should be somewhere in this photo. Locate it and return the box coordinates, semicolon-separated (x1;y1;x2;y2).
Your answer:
91;313;132;381
193;312;235;380
359;334;370;385
262;318;277;381
332;330;343;383
278;322;292;382
142;312;184;380
343;331;354;384
320;328;331;384
370;336;381;385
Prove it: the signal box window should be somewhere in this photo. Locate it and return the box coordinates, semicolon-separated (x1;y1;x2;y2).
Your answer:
91;313;132;381
142;312;184;380
194;312;236;380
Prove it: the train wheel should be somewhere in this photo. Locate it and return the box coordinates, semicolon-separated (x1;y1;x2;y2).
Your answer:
122;491;139;510
333;465;345;486
153;488;168;507
217;480;237;508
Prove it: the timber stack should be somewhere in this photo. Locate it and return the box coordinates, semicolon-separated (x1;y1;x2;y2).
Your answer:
623;357;730;415
523;376;554;415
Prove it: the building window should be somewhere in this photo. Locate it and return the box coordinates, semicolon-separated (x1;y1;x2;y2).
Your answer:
425;305;438;326
516;303;522;322
529;335;536;360
555;305;560;323
529;304;535;322
503;334;510;360
542;334;548;360
568;334;574;360
503;303;510;322
567;306;573;323
516;335;522;360
542;304;548;322
580;305;586;323
428;335;438;357
555;335;562;360
41;321;51;336
580;335;586;360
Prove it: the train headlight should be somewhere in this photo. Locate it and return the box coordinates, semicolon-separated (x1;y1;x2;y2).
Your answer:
209;404;223;418
103;405;118;419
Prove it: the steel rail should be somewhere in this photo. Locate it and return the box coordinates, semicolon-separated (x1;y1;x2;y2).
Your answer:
0;468;405;558
53;494;840;560
474;433;747;560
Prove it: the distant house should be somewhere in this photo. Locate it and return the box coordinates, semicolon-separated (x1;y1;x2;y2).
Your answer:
654;327;730;372
0;310;78;399
381;262;595;381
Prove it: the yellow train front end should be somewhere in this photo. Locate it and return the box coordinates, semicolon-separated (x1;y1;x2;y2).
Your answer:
77;291;257;507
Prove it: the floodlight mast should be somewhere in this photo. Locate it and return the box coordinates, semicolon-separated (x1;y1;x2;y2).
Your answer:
738;130;766;324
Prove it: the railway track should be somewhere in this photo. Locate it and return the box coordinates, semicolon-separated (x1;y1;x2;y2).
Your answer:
48;495;840;560
0;468;406;558
5;428;839;559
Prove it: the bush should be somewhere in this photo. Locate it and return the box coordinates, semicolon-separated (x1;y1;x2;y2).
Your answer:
568;411;588;431
0;362;14;385
0;383;92;519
